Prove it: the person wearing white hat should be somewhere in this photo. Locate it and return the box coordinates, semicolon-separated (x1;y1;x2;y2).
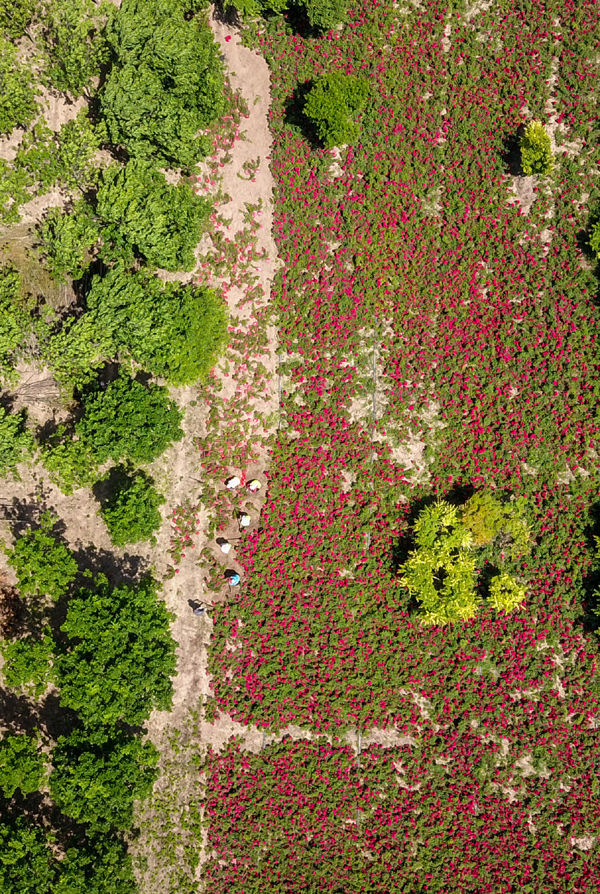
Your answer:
225;475;241;489
239;513;251;528
247;479;262;493
217;538;232;554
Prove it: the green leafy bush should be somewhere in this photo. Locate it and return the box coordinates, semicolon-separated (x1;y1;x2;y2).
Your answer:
0;0;35;38
76;373;184;465
98;466;164;546
0;158;30;224
54;110;104;190
40;425;100;493
0;818;56;894
6;511;78;602
519;119;553;175
101;0;225;169
0;406;34;477
42;0;112;97
224;0;288;16
0;265;33;383
57;831;136;894
303;0;346;32
37;201;100;282
589;218;600;259
1;634;55;697
460;491;531;559
57;573;176;726
0;37;38;134
304;72;369;148
96;160;210;271
489;572;526;613
50;729;159;829
0;733;46;798
85;266;228;383
400;501;479;626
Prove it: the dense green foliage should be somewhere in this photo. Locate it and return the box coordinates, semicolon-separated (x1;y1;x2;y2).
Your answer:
0;37;38;134
6;511;78;603
84;266;228;384
0;266;32;382
96;160;210;271
40;425;99;494
0;633;55;697
0;406;34;478
0;733;46;798
56;574;176;726
519;119;553;175
50;729;159;829
0;0;35;38
0;818;56;894
76;374;184;465
303;0;346;32
101;0;225;169
589;217;600;258
303;72;369;148
42;0;112;97
37;202;99;282
98;467;164;546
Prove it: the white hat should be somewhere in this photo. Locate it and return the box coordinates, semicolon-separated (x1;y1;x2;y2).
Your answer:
225;475;241;489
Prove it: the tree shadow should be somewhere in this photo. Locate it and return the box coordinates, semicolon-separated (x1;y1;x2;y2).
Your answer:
70;545;150;590
212;0;240;26
0;687;41;736
501;127;524;177
0;495;52;539
283;80;320;148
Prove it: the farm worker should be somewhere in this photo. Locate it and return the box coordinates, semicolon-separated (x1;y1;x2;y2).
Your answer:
247;478;262;493
239;513;251;528
192;605;205;616
226;571;241;586
225;475;241;489
217;539;232;554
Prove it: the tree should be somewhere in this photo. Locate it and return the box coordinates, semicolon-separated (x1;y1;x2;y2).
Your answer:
101;0;225;169
50;729;159;829
0;818;57;894
0;37;38;134
54;110;104;191
0;266;33;383
42;0;112;97
0;406;34;478
6;511;78;603
96;160;210;272
40;425;100;494
76;373;184;465
98;466;164;547
54;830;136;894
460;491;531;560
303;0;346;32
303;72;369;149
0;634;55;697
489;572;526;614
37;202;100;282
85;266;228;384
0;0;36;39
399;501;479;626
0;733;46;798
57;573;176;726
519;120;553;175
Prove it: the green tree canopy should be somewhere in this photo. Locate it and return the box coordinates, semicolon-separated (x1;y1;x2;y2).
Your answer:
50;729;159;829
75;373;184;465
0;633;55;697
0;733;46;798
37;201;100;282
85;266;227;384
0;406;34;478
0;0;36;39
6;511;78;603
101;0;225;169
98;466;164;547
303;0;346;32
56;573;176;726
0;266;33;383
519;119;553;176
55;831;136;894
42;0;112;97
0;37;38;134
95;160;210;272
0;818;57;894
303;72;369;149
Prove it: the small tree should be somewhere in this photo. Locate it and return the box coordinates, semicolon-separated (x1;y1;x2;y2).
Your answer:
37;201;100;282
0;0;36;39
57;573;176;726
0;406;34;478
0;818;57;894
1;634;55;697
0;37;38;134
489;572;526;614
400;501;479;626
57;830;136;894
40;425;99;494
96;160;210;272
519;120;553;176
85;266;228;384
0;733;46;798
98;467;164;547
7;511;78;602
303;0;346;32
76;373;184;465
42;0;112;97
50;729;159;829
0;265;33;383
304;72;369;149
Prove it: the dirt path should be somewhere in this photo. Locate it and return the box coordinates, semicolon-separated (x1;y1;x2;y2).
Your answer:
134;14;279;892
